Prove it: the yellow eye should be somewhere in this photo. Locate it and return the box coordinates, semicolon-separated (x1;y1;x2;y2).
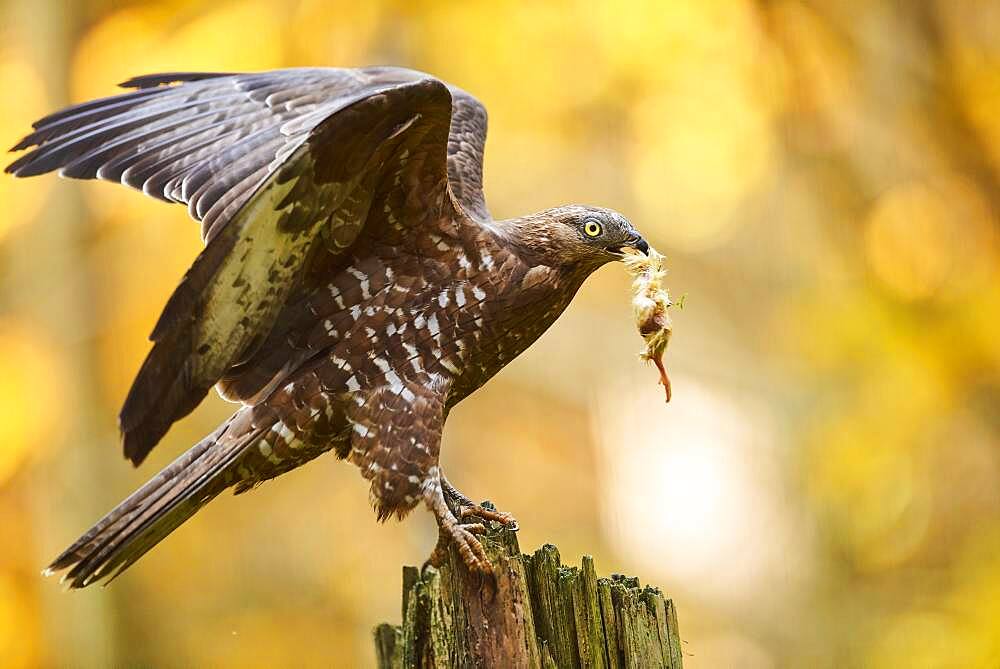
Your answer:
584;221;603;237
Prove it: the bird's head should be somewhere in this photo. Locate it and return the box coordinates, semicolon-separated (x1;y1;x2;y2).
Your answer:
517;205;649;268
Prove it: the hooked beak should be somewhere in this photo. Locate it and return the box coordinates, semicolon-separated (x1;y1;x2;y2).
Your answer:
609;236;650;257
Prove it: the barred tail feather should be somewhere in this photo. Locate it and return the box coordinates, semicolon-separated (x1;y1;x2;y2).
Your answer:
46;411;269;589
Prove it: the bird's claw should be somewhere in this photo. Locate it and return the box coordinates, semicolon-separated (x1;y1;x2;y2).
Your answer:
441;475;518;531
426;479;498;577
425;519;492;575
458;505;518;531
428;476;516;581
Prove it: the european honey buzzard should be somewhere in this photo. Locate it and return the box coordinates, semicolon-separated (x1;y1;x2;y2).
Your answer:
6;67;650;587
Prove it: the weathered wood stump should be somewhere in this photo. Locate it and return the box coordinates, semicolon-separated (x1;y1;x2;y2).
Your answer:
374;506;683;668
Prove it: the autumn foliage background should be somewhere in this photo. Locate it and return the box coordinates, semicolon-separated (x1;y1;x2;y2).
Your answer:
1;1;999;667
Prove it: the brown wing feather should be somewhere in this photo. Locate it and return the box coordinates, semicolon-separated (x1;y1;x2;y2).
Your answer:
445;87;491;221
120;79;454;465
6;67;443;240
215;88;484;406
7;68;482;463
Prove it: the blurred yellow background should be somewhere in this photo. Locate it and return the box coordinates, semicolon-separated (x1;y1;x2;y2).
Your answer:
2;0;999;667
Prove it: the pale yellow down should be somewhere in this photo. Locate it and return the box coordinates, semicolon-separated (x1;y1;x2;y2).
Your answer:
623;247;673;400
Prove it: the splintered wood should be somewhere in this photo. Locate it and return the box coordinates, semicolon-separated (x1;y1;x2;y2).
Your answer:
373;519;685;668
623;248;673;402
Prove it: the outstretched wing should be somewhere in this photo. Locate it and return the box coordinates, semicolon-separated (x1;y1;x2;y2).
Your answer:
445;88;490;222
7;67;493;235
7;70;460;466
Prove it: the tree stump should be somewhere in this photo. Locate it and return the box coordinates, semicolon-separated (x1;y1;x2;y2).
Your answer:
373;505;683;668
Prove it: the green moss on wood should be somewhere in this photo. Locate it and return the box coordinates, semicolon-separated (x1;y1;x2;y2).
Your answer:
374;516;682;668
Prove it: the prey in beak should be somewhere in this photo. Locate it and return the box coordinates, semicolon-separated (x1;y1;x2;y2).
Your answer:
622;242;674;403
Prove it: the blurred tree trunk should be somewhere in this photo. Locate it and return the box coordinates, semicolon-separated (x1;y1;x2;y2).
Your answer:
374;516;683;668
6;3;121;665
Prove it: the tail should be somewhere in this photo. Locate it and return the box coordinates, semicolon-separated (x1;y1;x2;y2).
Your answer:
46;410;270;588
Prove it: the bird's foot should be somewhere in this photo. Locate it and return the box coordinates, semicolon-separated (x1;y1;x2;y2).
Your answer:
426;520;489;572
441;475;519;531
425;484;492;575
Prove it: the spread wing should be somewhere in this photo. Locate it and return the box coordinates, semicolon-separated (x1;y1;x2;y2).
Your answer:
7;67;492;238
7;69;464;465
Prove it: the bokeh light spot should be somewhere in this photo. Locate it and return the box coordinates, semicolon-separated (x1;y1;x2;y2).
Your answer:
0;51;50;241
0;323;63;484
627;0;780;252
864;177;996;301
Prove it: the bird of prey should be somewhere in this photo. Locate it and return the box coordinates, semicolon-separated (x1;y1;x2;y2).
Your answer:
7;67;650;588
